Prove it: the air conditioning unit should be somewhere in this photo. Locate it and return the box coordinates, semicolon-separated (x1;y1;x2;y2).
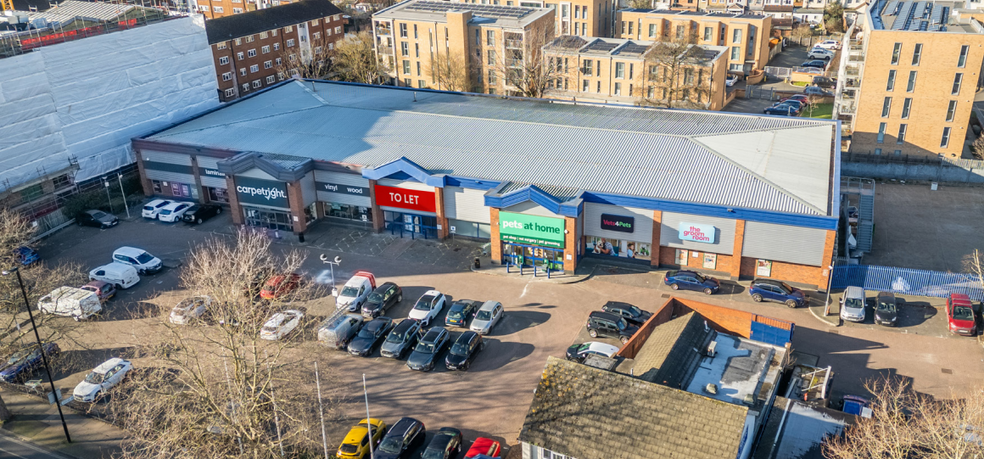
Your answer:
705;341;717;358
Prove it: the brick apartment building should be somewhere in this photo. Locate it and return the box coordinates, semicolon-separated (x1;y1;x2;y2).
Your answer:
542;35;728;109
197;0;297;20
372;1;554;94
615;9;771;76
207;0;345;101
450;0;613;37
841;0;984;157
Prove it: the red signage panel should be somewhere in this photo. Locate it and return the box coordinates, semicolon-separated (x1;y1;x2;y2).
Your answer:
374;185;437;213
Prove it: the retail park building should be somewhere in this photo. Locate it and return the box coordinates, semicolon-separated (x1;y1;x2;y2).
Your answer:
133;80;841;287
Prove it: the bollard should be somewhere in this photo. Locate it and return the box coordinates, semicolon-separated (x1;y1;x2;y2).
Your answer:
474;258;480;269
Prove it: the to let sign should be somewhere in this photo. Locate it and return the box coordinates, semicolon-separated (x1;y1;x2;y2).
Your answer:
678;222;716;243
375;185;436;213
600;213;634;233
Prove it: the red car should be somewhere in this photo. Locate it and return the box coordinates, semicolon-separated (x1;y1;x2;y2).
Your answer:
787;94;810;104
945;293;977;336
260;274;302;300
465;437;501;458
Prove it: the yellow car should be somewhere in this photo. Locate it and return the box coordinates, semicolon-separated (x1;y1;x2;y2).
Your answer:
337;418;387;459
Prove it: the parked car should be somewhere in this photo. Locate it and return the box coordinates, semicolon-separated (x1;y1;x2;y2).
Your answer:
318;313;364;349
112;246;163;275
470;301;504;335
407;327;450;371
348;317;395;357
945;293;977;336
764;106;797;116
72;358;132;402
421;427;462;459
375;417;426;459
445;331;484;371
141;199;172;219
337;418;387;459
808;47;836;60
804;85;833;96
16;246;39;267
600;301;652;326
182;204;222;224
726;74;740;87
586;311;639;344
465;437;501;458
771;102;803;115
380;319;422;359
445;299;480;327
663;270;721;295
749;279;806;308
77;210;119;228
156;201;193;223
89;263;140;289
80;280;116;303
812;76;836;89
335;271;377;312
260;310;304;340
786;94;811;103
566;341;620;363
0;343;60;383
170;296;212;325
409;290;447;327
800;59;827;69
260;273;302;300
815;39;842;50
362;282;402;318
38;286;102;321
874;292;899;327
839;286;867;323
772;99;805;110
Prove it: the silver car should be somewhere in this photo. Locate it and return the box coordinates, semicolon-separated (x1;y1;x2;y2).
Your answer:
840;286;866;323
469;301;504;335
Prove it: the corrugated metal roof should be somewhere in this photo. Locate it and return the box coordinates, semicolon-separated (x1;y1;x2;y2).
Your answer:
148;81;837;216
29;0;134;23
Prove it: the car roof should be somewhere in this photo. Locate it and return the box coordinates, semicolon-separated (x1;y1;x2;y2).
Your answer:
752;278;784;286
422;327;445;340
146;199;169;206
422;289;441;296
342;425;369;443
479;300;500;310
456;330;478;342
585;342;620;354
375;282;397;290
876;291;895;299
950;294;974;306
393;319;417;332
96;263;137;274
84;280;109;288
367;317;392;330
114;246;148;256
589;311;620;321
843;286;865;297
388;417;420;436
161;201;187;209
94;358;128;373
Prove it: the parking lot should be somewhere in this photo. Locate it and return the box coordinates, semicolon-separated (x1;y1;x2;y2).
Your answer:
21;206;984;456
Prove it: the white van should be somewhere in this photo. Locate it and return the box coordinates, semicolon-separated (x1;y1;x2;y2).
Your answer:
38;286;102;321
89;263;140;289
112;247;163;274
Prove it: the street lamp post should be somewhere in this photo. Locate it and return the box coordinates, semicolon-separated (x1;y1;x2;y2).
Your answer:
103;177;114;214
319;254;341;297
117;173;130;219
3;268;71;443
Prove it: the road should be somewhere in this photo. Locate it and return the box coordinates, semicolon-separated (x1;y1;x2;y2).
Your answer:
0;431;72;459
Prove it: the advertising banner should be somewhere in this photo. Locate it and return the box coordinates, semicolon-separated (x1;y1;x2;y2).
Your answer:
499;212;565;249
600;213;634;233
316;182;370;196
678;222;716;243
235;176;289;208
202;168;225;178
375;185;436;213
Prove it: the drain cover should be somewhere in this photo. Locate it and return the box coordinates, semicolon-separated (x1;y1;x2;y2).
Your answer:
941;368;953;374
661;293;670;298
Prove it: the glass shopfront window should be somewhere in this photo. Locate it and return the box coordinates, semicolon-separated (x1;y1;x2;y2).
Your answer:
206;186;229;203
243;206;293;232
584;236;651;261
151;180;198;200
325;202;372;222
384;211;437;239
501;243;564;272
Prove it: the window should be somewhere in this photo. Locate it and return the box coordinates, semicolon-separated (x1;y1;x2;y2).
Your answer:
649;24;656;38
217;42;227;50
286;39;295;47
219;56;230;65
277;71;285;80
583;79;589;91
732;28;742;43
952;73;963;94
901;98;912;119
584;59;593;76
886;70;895;91
676;25;684;39
906;71;916;92
414;24;418;39
399;23;407;38
272;29;277;37
684;68;694;84
233;7;243;13
897;124;906;144
941;127;951;148
647;86;654;98
264;60;272;69
418;79;426;88
881;97;891;117
275;57;282;66
262;45;270;54
416;62;421;76
402;60;410;74
488;49;496;65
273;43;280;51
247;49;256;57
597;81;601;93
911;43;921;65
614;82;621;96
891;42;902;64
703;26;712;40
958;45;969;68
221;72;232;81
249;64;259;73
401;42;409;56
252;79;261;88
335;26;342;34
731;46;739;60
214;6;223;13
404;78;411;87
628;21;633;35
313;32;320;41
266;75;276;84
877;122;886;143
874;148;882;155
224;88;235;97
574;23;579;35
488;69;497;84
245;35;254;43
234;38;242;46
239;68;247;77
487;30;494;46
414;43;419;57
285;25;293;33
946;100;956;122
628;63;633;79
615;62;624;78
573;5;579;18
475;29;480;46
620;21;625;35
236;52;244;61
199;4;209;11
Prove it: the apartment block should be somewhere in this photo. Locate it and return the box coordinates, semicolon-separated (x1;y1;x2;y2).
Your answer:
207;0;345;102
840;0;984;157
372;1;555;95
616;9;771;75
451;0;612;37
542;35;728;109
197;0;297;20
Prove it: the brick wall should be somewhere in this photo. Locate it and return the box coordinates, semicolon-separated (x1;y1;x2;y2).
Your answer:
564;216;577;272
225;175;243;225
739;257;823;287
658;246;735;276
435;187;448;240
368;180;384;232
490;208;502;263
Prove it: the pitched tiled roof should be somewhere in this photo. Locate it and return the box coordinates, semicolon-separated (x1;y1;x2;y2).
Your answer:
520;357;748;459
205;0;343;44
633;312;715;388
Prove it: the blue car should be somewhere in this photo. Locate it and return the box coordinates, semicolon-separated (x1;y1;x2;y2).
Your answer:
749;279;806;308
16;246;39;266
0;343;60;383
663;270;721;295
764;106;796;116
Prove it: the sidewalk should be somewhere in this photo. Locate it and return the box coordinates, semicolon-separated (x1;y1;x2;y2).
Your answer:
1;388;124;459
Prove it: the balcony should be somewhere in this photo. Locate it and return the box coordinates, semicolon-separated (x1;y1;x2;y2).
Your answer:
505;39;523;49
506;58;524;68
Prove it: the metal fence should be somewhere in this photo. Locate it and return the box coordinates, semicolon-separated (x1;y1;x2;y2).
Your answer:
763;66;791;80
831;265;984;301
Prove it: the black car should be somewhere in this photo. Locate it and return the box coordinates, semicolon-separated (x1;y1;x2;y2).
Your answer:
407;327;450;371
421;427;462;459
586;311;639;344
362;282;403;318
380;319;421;359
800;59;827;69
445;331;484;371
77;210;118;229
601;301;652;325
663;270;721;295
812;76;836;89
376;417;426;459
874;292;899;327
347;317;395;357
445;299;480;327
182;204;221;224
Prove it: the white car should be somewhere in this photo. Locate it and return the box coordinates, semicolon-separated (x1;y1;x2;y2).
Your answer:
260;310;303;340
73;358;132;402
726;74;739;87
566;342;620;363
170;296;212;325
808;47;836;60
815;39;841;50
113;246;163;275
156;202;193;223
840;286;867;323
141;199;172;219
470;301;504;335
334;271;376;312
408;290;446;327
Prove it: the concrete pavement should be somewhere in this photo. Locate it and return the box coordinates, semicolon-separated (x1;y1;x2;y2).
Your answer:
1;389;123;459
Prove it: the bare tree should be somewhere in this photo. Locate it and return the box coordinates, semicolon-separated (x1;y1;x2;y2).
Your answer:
790;24;815;47
490;22;557;98
274;39;337;80
628;0;653;8
334;31;388;84
425;51;472;92
637;29;713;109
971;136;984;160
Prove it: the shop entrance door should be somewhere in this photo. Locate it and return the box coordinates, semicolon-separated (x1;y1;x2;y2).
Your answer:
243;206;293;232
502;243;563;272
385;212;437;239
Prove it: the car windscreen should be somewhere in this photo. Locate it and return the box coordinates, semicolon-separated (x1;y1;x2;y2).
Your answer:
340;286;360;297
954;306;974;321
422;448;446;459
142;206;154;211
414;295;435;310
627;305;643;316
339;443;359;454
415;340;436;353
85;371;105;384
476;310;492;321
262;326;277;333
386;326;408;343
378;436;403;454
92;211;107;219
446;309;463;320
780;282;794;293
159;210;171;215
7;349;31;365
450;341;470;356
136;253;155;264
844;298;863;309
615;319;628;330
367;291;384;303
357;328;376;339
876;300;896;312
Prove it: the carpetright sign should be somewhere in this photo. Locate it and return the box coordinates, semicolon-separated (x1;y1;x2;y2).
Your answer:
678;222;716;243
235;176;289;208
499;212;565;249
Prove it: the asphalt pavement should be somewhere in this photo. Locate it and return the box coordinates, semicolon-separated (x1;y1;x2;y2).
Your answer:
0;431;73;459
